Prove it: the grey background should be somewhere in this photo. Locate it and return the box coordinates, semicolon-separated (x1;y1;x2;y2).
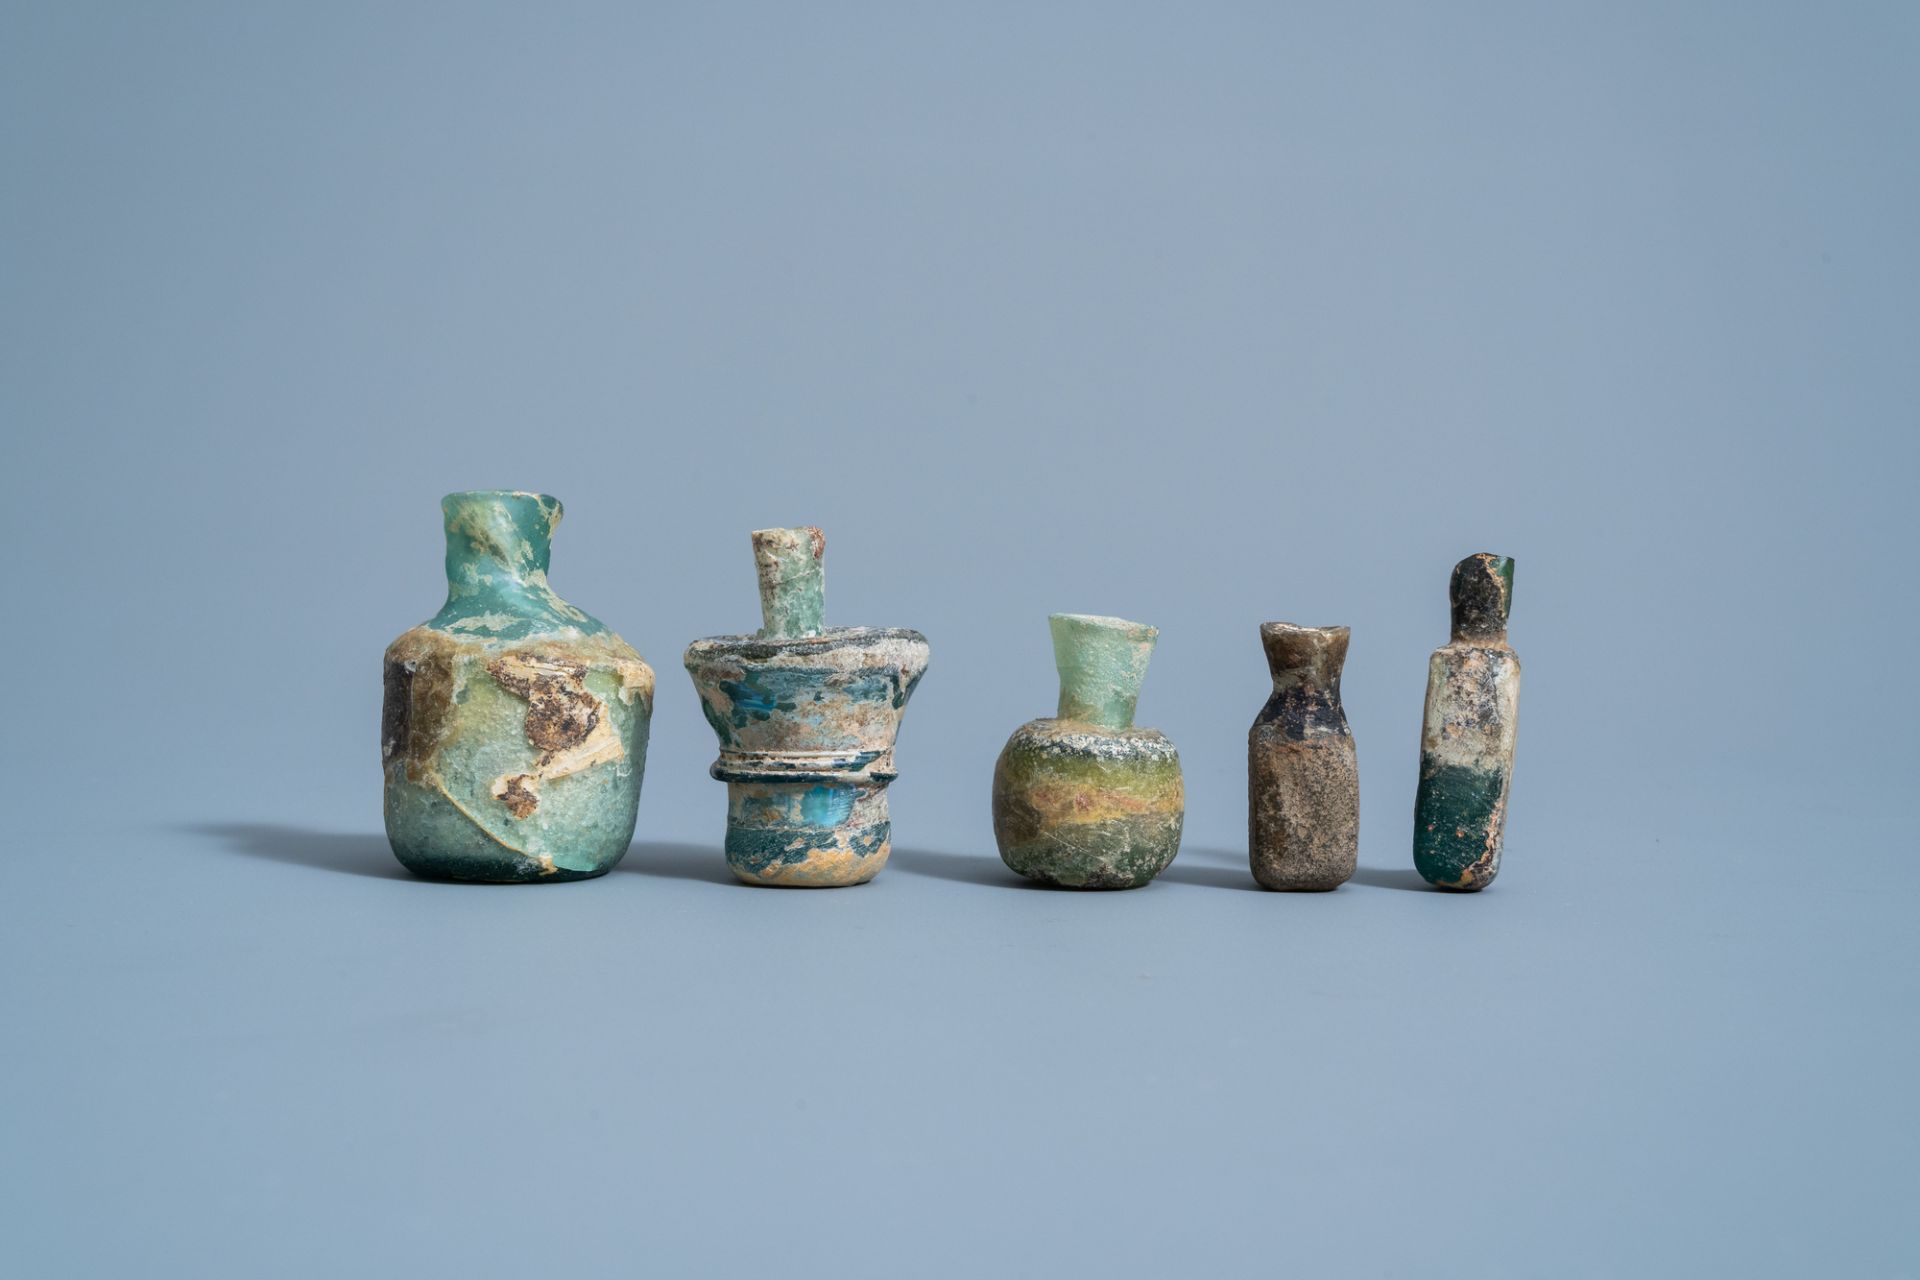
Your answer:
3;2;1914;1275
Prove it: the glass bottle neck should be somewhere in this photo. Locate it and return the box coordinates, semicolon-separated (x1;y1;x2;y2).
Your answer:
429;492;602;639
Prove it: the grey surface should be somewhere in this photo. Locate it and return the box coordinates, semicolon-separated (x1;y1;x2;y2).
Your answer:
3;3;1914;1275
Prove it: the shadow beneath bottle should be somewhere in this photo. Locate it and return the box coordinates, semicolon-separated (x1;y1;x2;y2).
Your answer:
1350;864;1433;892
187;822;409;880
1163;850;1436;893
1175;843;1246;866
623;843;1032;889
619;840;741;886
188;824;736;887
889;846;1049;889
187;822;1445;897
1158;853;1263;891
895;846;1269;892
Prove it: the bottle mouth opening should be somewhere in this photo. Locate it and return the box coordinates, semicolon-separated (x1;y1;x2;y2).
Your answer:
1049;612;1158;640
443;489;560;505
1260;621;1350;679
1259;622;1349;641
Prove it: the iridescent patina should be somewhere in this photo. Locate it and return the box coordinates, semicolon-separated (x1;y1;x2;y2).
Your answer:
992;614;1184;889
1249;623;1358;891
1413;554;1521;891
380;491;654;882
684;527;930;888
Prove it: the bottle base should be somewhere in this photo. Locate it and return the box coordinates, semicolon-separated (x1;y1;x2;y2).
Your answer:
1009;867;1160;891
1250;852;1356;893
727;856;887;889
1252;877;1349;892
998;829;1180;890
724;822;893;888
390;849;619;884
1423;877;1494;893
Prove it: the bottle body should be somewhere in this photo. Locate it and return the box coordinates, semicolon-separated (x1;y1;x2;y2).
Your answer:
1413;642;1520;890
993;718;1184;889
381;492;654;882
1249;723;1358;890
383;632;653;881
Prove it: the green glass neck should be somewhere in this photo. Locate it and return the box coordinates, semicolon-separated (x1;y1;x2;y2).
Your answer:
1050;613;1158;730
428;491;605;640
753;525;826;639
